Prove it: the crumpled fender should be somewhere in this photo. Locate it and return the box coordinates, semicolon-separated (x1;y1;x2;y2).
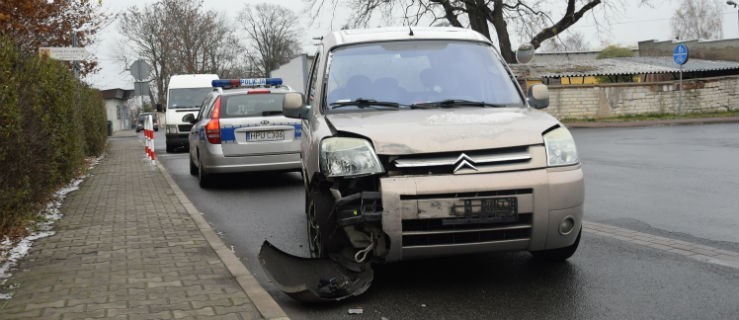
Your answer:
258;241;374;303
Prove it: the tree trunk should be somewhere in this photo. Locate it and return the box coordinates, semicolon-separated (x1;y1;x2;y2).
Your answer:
489;0;515;63
466;0;491;39
529;0;601;49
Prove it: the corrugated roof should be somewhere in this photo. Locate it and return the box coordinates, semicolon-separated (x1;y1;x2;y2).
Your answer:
527;57;739;78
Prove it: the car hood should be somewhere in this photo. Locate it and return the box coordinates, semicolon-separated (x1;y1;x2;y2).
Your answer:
325;108;559;155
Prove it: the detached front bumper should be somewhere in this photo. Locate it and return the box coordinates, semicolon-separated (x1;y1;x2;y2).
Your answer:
378;166;584;262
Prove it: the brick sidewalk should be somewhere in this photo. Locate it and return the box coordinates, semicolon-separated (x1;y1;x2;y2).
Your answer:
0;132;286;320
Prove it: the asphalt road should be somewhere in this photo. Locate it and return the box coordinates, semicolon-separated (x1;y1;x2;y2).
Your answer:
573;124;739;248
151;123;739;319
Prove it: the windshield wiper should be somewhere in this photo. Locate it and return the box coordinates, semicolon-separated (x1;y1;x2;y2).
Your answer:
330;98;401;110
410;99;511;109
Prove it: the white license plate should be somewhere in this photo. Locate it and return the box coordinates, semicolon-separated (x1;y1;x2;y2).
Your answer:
246;130;285;141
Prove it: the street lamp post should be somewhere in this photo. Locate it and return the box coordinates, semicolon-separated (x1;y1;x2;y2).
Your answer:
729;1;739;36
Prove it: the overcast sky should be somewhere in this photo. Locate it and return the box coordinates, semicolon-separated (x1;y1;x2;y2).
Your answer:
85;0;739;90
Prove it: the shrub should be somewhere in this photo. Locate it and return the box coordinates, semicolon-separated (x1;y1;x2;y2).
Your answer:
0;36;107;237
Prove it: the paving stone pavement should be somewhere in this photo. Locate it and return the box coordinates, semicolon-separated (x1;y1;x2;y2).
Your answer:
0;132;286;320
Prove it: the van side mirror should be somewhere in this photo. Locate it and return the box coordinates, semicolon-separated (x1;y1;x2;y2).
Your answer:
527;84;549;109
283;92;309;119
182;113;196;124
156;103;164;112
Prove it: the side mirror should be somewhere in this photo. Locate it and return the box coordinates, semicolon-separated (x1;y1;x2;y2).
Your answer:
182;113;196;124
527;84;549;109
283;92;308;119
516;43;535;64
156;103;164;112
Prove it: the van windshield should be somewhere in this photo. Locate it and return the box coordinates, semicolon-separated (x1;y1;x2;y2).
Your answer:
168;88;213;109
326;40;523;111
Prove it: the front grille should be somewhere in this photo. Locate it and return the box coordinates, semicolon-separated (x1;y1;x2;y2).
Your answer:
402;213;532;247
384;146;533;176
178;124;193;132
400;188;532;200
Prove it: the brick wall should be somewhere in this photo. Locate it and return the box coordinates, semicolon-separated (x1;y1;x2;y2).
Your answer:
544;75;739;119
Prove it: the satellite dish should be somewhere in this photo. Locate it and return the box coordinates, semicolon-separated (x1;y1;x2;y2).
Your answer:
516;43;535;64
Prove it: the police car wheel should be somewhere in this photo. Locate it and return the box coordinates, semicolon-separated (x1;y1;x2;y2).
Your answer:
189;156;198;176
198;157;212;188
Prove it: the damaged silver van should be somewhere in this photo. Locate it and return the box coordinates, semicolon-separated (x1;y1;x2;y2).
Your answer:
260;27;584;302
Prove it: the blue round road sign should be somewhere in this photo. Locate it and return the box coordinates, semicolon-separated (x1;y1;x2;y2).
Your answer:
673;43;689;65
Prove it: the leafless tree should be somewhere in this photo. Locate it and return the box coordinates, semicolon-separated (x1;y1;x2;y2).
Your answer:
118;0;246;105
541;31;589;52
238;3;302;77
671;0;723;41
305;0;651;63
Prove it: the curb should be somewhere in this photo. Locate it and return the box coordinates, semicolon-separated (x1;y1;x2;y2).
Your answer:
156;160;290;320
565;116;739;128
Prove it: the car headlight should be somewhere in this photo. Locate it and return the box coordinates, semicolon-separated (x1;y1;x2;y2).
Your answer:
320;137;384;177
544;127;579;167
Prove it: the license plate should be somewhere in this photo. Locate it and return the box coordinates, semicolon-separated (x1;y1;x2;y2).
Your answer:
246;130;285;141
450;197;518;222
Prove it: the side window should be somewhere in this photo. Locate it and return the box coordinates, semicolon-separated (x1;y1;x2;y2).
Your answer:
198;94;216;121
306;52;320;109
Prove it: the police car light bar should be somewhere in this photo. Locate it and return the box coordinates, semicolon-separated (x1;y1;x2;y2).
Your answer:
212;78;283;88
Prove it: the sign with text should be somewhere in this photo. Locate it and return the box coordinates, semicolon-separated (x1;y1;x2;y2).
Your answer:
39;47;91;61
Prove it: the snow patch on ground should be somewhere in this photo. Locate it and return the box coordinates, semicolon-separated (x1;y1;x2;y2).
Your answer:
0;155;102;300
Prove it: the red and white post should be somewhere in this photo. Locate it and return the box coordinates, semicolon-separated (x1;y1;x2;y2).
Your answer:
144;115;156;165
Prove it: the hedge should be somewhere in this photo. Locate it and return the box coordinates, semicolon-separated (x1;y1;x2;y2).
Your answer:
0;36;108;237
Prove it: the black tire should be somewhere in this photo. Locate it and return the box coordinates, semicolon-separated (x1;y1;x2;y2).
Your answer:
530;227;581;262
189;155;198;176
198;157;212;188
306;184;344;258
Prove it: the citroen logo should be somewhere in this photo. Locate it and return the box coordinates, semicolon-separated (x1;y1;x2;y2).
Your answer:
453;153;478;173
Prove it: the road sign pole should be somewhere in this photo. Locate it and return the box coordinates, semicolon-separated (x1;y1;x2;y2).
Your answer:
679;64;683;115
673;43;689;115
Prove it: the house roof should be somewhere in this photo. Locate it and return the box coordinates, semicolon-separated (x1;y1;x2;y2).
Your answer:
512;57;739;78
101;88;134;100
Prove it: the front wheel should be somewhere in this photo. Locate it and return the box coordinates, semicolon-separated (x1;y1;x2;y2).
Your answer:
306;185;344;258
530;228;581;262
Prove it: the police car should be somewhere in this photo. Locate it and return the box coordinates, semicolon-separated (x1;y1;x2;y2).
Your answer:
185;78;302;188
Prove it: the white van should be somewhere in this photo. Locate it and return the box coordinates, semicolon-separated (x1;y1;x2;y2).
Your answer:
164;74;219;152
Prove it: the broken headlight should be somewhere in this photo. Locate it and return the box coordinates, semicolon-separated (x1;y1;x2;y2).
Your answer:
320;137;384;178
544;127;579;167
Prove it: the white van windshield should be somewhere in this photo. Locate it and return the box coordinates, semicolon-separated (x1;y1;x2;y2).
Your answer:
168;88;213;109
326;40;523;110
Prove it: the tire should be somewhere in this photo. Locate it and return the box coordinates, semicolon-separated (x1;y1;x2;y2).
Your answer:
306;184;344;258
530;227;581;262
189;155;198;176
198;157;212;188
